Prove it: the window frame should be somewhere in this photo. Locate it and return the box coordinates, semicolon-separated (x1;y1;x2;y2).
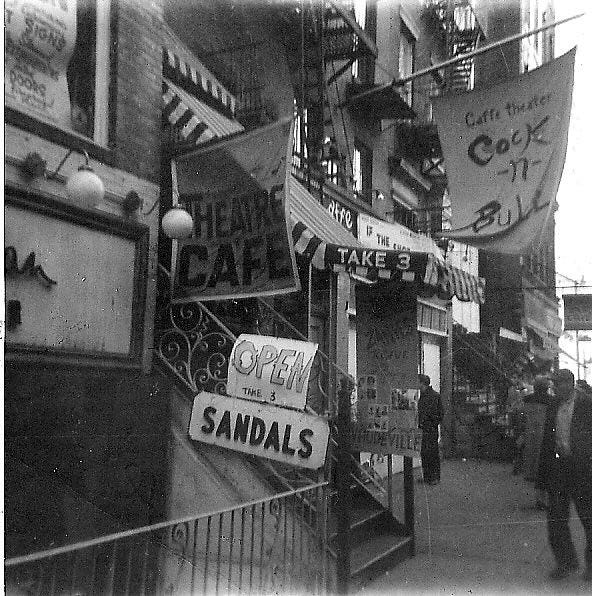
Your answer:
5;0;117;164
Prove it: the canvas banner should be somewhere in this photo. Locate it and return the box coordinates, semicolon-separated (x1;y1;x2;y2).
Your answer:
5;0;77;128
432;48;576;253
172;119;300;301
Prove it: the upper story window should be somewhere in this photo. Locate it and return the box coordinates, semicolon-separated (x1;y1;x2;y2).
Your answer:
351;0;366;79
5;0;111;146
293;101;308;171
399;21;415;106
353;141;372;204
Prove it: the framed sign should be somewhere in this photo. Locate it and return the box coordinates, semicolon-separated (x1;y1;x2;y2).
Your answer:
5;191;149;367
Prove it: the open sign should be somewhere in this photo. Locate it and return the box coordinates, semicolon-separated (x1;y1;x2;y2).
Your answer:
227;334;318;411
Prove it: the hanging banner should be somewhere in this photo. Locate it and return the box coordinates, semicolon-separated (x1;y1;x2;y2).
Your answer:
172;119;300;302
227;334;318;411
563;294;592;331
188;391;330;470
432;48;576;254
5;0;77;128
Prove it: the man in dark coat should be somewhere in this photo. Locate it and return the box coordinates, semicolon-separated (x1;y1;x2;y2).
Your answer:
418;374;443;485
537;368;592;581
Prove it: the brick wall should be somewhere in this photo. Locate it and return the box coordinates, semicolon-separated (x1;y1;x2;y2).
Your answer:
113;0;163;184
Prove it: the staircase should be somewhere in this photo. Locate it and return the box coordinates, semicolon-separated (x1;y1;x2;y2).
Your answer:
154;281;416;590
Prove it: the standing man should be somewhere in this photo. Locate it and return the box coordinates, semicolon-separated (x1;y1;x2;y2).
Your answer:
538;369;592;581
418;374;443;485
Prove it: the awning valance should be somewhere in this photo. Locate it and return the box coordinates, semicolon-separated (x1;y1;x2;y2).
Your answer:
162;78;243;146
163;47;237;115
289;177;485;304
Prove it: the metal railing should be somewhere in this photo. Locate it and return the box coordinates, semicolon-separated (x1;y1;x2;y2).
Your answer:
5;483;330;596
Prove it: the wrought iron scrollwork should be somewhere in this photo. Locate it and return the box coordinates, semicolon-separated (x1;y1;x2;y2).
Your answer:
155;267;236;395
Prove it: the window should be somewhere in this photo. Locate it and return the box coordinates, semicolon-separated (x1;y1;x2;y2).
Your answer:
399;22;415;106
293;101;308;170
5;0;111;145
351;0;366;79
353;141;372;204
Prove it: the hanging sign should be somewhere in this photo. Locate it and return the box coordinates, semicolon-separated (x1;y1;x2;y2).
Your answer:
433;48;576;253
172;119;300;302
5;0;77;128
188;392;330;469
227;334;318;411
563;294;592;331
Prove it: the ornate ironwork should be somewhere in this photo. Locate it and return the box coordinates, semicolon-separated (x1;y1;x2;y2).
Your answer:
155;266;235;395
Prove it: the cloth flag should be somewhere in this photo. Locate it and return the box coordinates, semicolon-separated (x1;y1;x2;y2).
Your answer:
171;118;300;301
432;48;576;253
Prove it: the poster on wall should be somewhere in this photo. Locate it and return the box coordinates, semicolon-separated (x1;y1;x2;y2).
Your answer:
5;0;77;128
227;334;318;411
353;282;421;457
171;118;300;302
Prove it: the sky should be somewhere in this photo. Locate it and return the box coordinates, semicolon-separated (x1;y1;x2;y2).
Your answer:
554;2;591;288
553;2;591;375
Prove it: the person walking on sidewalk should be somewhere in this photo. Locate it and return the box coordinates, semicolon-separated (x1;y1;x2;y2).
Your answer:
522;375;551;509
537;368;592;581
418;374;443;485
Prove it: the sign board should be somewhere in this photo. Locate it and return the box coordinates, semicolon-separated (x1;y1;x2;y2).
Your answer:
350;426;422;458
324;197;358;236
227;334;318;411
188;392;330;469
358;213;442;259
172;119;300;302
356;282;419;400
563;294;592;331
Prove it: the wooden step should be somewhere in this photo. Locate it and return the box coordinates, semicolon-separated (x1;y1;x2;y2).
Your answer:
351;532;414;586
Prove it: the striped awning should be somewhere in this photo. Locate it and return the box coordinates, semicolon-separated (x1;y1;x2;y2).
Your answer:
163;47;237;115
290;177;485;304
423;256;486;304
163;78;243;146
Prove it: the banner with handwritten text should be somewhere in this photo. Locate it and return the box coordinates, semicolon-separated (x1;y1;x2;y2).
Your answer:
433;48;575;253
5;0;76;128
172;119;300;301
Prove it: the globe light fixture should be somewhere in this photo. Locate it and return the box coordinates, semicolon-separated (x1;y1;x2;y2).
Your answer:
66;161;105;209
20;149;105;209
162;207;194;239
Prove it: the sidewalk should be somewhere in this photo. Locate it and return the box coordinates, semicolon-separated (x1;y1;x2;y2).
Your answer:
356;458;589;595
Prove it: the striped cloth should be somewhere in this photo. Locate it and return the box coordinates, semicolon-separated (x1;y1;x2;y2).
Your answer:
163;47;237;115
162;79;243;146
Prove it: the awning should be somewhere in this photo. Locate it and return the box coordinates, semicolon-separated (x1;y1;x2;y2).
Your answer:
163;47;237;115
290;176;485;304
345;81;416;120
162;78;243;145
424;258;486;304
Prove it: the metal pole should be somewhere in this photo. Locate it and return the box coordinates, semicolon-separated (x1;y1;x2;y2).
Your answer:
576;330;581;381
348;12;585;104
387;455;393;514
336;375;352;595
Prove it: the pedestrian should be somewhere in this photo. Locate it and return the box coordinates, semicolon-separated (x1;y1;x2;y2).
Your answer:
522;375;550;509
417;374;443;485
537;368;592;581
